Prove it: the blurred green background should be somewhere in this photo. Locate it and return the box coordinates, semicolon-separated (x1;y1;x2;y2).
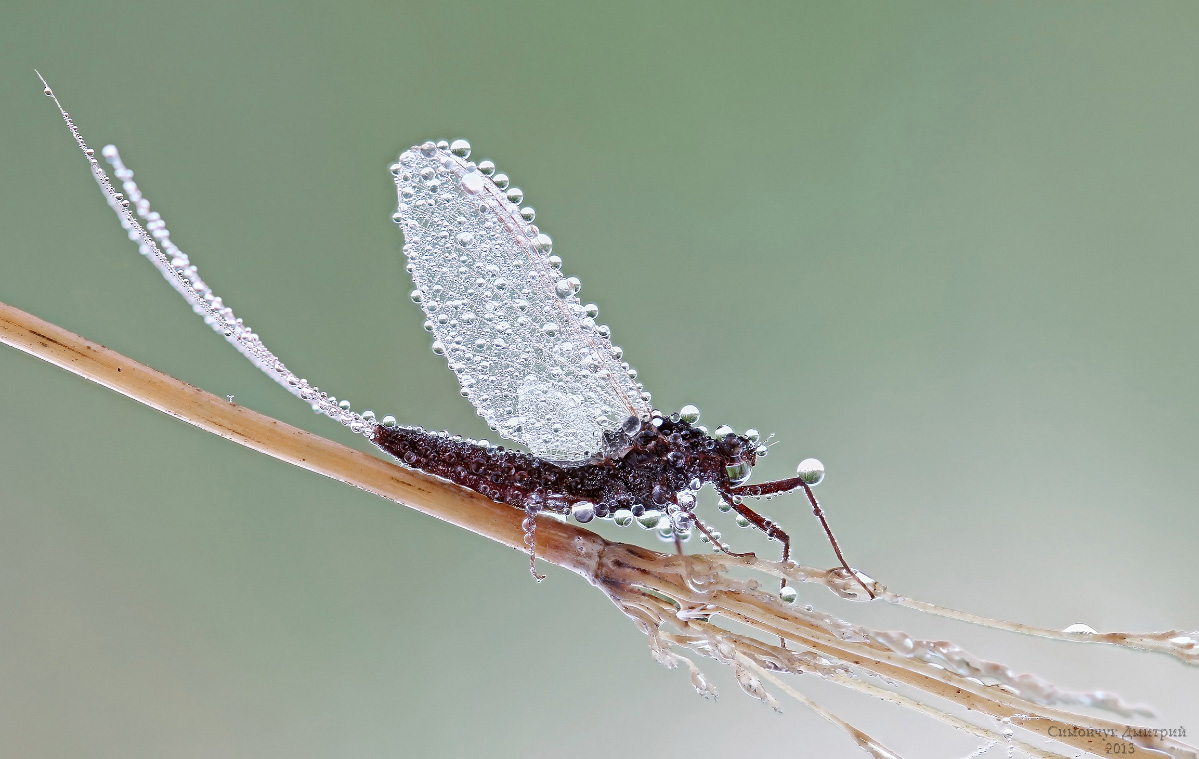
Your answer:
3;2;1198;757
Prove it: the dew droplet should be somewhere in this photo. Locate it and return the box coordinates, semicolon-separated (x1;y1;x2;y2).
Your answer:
780;586;798;603
726;461;751;485
679;404;701;424
492;173;510;190
520;206;536;221
450;139;471;158
478;160;496;176
637;510;664;529
381;415;397;427
797;458;825;486
571;501;596;523
536;233;552;253
714;424;734;438
456;232;474;246
1063;623;1097;634
613;509;634;527
506;187;524;204
744;428;760;443
540;323;559;337
431;341;446;355
460;172;484;194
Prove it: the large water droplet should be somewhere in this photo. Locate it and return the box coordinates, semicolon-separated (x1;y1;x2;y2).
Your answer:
797;458;825;486
450;139;471;158
679;404;701;424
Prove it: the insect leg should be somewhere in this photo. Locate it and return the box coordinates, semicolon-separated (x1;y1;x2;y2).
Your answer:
729;479;874;600
691;517;752;558
720;496;792;589
522;506;546;582
727;476;804;498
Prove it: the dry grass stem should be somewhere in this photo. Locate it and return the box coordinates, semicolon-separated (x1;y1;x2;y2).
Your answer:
3;299;1196;759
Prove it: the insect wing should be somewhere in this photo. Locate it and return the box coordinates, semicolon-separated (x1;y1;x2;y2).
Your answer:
392;142;650;462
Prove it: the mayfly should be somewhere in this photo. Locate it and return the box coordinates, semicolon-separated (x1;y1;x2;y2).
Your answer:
40;75;873;598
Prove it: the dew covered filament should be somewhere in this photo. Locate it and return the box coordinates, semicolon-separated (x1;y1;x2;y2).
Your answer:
38;75;376;436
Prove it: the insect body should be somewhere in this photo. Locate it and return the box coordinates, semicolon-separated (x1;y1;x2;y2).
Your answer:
384;139;867;592
40;77;868;596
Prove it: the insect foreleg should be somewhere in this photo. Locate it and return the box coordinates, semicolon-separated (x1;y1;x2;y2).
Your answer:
727;476;804;498
726;479;875;600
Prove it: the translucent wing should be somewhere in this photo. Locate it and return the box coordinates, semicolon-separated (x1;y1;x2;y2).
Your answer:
391;141;651;462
